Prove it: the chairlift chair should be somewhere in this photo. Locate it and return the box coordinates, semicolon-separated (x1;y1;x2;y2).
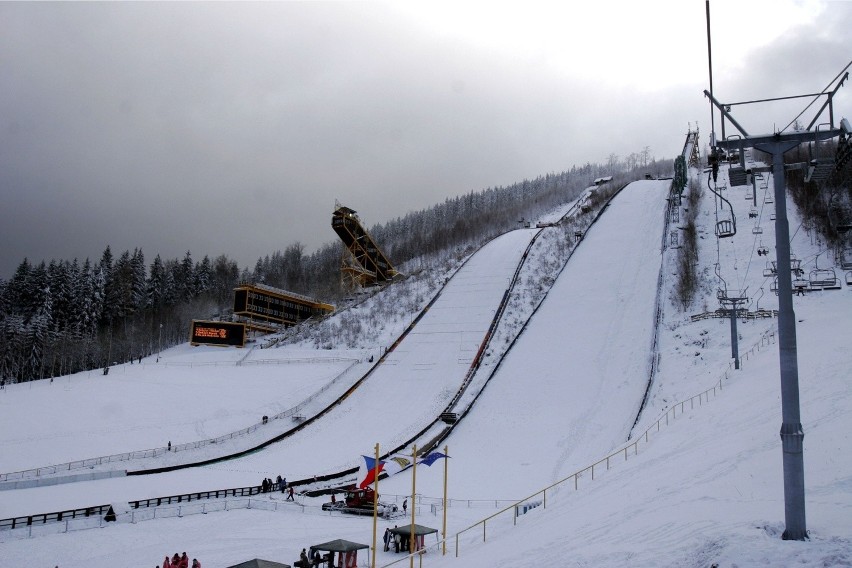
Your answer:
752;226;763;235
827;190;852;234
846;271;852;287
838;247;852;271
708;176;737;239
754;286;765;312
793;277;810;294
763;261;777;278
790;257;803;276
809;268;840;290
805;159;835;183
716;219;735;238
748;208;758;219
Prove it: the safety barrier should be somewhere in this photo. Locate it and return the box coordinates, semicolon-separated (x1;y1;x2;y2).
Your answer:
0;496;312;542
691;308;778;322
0;358;359;483
0;469;126;491
0;504;112;532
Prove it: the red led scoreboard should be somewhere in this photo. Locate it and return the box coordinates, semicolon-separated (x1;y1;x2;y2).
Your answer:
190;320;247;347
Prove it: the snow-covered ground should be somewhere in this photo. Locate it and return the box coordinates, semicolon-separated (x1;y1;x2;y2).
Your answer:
1;158;850;567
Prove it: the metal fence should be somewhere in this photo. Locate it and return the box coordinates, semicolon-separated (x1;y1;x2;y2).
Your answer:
0;328;778;557
378;328;778;567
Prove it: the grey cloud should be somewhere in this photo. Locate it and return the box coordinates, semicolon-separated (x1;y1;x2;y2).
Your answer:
1;2;850;278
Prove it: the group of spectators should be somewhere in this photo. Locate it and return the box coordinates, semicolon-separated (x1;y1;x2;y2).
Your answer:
159;552;200;568
294;547;324;568
261;474;294;500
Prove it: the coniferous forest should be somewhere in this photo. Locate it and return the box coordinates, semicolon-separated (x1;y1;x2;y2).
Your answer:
0;157;671;384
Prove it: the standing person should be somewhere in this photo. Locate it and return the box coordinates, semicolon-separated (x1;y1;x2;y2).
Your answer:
275;474;283;491
261;478;269;493
191;559;201;568
393;532;401;553
172;553;180;567
402;498;407;514
179;552;189;568
287;485;294;501
383;527;391;552
163;556;172;568
167;441;171;452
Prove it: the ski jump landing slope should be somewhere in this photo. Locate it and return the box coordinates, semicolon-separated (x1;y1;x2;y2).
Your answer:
390;179;671;500
223;228;542;479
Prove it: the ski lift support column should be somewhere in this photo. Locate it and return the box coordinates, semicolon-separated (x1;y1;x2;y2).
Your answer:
705;87;849;541
718;292;747;369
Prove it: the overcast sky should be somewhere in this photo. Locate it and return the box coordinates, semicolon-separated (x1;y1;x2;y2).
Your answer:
1;0;850;279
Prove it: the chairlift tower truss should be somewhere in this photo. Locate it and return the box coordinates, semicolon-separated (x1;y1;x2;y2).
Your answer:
706;84;849;541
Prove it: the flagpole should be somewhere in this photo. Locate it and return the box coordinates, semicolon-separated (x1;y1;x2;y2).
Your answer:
372;443;380;568
442;445;448;556
409;444;417;568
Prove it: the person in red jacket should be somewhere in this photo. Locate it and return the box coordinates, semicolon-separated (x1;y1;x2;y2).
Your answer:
163;556;172;568
179;552;189;568
191;559;201;568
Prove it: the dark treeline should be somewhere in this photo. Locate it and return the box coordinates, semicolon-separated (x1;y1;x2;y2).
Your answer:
774;139;852;249
0;154;667;383
0;249;240;382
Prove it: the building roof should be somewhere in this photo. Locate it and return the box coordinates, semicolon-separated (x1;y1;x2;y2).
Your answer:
388;524;439;537
226;559;291;568
309;538;369;553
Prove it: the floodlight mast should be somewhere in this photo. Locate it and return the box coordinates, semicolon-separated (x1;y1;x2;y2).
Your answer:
706;85;846;541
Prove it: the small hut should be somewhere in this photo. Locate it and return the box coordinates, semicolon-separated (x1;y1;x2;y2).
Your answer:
388;524;439;553
309;538;369;568
226;559;291;568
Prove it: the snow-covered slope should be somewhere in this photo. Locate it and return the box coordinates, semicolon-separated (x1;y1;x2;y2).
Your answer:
1;161;850;568
391;179;670;501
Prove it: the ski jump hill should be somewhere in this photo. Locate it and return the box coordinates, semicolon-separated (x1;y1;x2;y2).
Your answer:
0;179;670;521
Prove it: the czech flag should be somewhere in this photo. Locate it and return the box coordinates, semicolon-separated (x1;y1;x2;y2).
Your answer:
357;455;385;489
357;454;417;488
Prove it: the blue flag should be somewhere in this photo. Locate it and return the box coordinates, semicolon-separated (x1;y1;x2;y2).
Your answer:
418;452;449;467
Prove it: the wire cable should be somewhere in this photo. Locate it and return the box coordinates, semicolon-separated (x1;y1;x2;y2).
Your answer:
781;58;852;133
